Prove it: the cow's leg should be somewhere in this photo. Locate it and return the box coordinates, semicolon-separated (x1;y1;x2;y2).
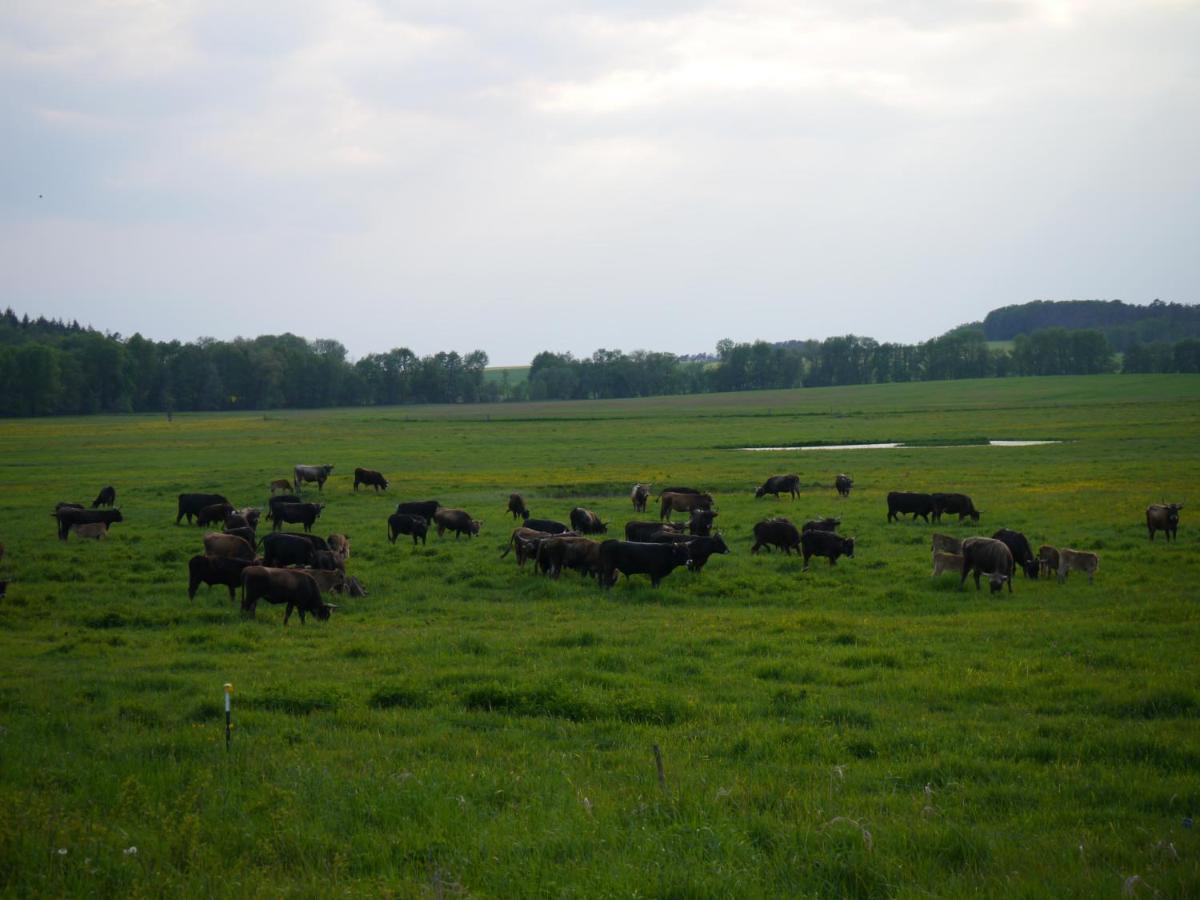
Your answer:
828;556;836;566
801;551;810;571
1007;575;1013;594
226;583;237;601
973;570;981;591
284;603;293;625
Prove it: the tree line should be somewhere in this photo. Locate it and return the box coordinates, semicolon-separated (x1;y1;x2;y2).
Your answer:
1;307;1197;417
978;299;1200;351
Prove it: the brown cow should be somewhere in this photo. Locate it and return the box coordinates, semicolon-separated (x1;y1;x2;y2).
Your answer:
931;533;962;558
1057;549;1099;584
328;533;350;560
203;532;256;561
659;491;714;521
71;522;109;540
507;493;529;520
501;527;554;567
434;508;481;538
931;551;963;576
240;566;335;624
270;479;292;494
1146;503;1183;542
1037;545;1060;579
959;537;1013;593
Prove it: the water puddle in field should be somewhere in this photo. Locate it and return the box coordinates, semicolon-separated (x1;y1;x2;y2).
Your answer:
742;440;1062;451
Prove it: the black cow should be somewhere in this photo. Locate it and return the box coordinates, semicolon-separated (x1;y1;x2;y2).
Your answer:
960;537;1014;593
887;491;933;523
54;501;84;512
800;530;855;570
992;528;1038;579
835;474;853;497
388;513;428;545
598;540;691;588
177;493;229;525
523;516;569;535
270;532;330;552
311;550;344;572
688;509;718;536
241;566;335;624
932;493;981;524
271;502;324;533
434;508;481;538
197;502;235;528
507;493;529;519
396;500;441;522
755;474;800;500
570;507;608;534
625;521;682;542
1146;503;1183;541
91;486;116;508
802;516;841;533
353;468;389;492
54;507;123;541
261;532;316;568
751;518;802;554
188;555;255;601
658;486;702;497
684;534;730;573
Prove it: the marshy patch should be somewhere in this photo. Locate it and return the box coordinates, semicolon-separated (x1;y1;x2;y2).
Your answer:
738;438;1064;451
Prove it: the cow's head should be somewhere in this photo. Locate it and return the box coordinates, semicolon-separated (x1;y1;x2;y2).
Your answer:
316;602;335;621
843;537;855;558
970;510;981;522
754;486;765;498
712;534;730;554
111;509;124;523
598;520;608;533
988;572;1008;593
471;520;482;534
1022;559;1040;579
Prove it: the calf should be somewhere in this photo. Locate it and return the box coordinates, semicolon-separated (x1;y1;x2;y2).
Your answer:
625;520;682;542
688;509;718;536
755;474;800;500
353;468;388;492
887;491;933;523
270;502;324;533
304;568;347;594
931;551;963;576
269;479;292;494
91;485;116;508
177;493;228;526
1146;503;1183;542
327;533;350;560
932;492;981;524
959;537;1013;593
631;483;651;513
240;566;335;625
1057;549;1099;584
434;508;481;538
388;513;428;546
197;502;235;528
835;474;853;497
188;555;254;601
931;533;962;557
203;532;256;561
55;507;123;541
569;507;608;534
71;522;108;540
598;540;691;588
992;528;1038;579
507;493;529;519
751;518;802;555
800;530;855;571
1038;545;1060;580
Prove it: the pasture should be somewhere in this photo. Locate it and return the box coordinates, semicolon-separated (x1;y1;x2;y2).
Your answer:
1;374;1198;897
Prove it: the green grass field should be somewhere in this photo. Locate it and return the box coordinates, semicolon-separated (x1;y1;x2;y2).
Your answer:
1;375;1198;897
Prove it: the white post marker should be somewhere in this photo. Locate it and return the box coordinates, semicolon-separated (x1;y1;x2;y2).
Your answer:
224;683;233;751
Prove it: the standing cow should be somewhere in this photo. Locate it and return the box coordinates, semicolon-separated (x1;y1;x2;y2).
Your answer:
1146;503;1183;542
91;486;116;508
659;492;714;521
835;474;853;498
631;484;651;513
294;464;334;492
507;493;529;520
240;566;335;624
887;492;933;523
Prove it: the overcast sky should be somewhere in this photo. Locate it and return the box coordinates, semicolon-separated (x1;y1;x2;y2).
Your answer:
2;1;1197;364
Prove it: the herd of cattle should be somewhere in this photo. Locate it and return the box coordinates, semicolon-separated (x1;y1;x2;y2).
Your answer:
37;464;1185;624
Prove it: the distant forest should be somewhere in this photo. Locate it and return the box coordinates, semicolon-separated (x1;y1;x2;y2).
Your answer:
1;301;1197;416
972;299;1200;351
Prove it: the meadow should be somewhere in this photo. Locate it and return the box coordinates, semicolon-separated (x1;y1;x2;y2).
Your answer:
0;374;1198;898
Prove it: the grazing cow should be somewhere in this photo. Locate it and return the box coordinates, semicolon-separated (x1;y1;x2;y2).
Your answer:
660;491;714;521
91;486;116;508
327;534;350;559
501;527;555;568
959;537;1014;593
835;474;853;497
1038;545;1060;579
992;528;1038;579
270;502;324;533
751;518;802;555
294;464;335;492
887;491;933;523
236;508;261;530
269;479;292;494
177;493;228;526
225;512;250;531
353;468;388;492
625;521;682;542
1146;503;1183;542
684;534;730;573
345;576;367;597
434;508;481;538
631;484;651;513
507;493;529;520
197;502;235;528
756;474;800;500
1057;549;1099;584
931;533;962;557
55;507;123;541
388;513;428;546
688;509;719;536
570;507;608;534
395;500;441;522
931;551;963;576
223;526;257;549
203;532;256;562
598;540;691;588
802;517;840;533
71;522;108;540
260;532;316;568
188;555;255;601
522;516;569;535
800;530;855;570
304;569;347;594
240;566;335;624
311;550;344;572
536;535;596;579
932;493;981;524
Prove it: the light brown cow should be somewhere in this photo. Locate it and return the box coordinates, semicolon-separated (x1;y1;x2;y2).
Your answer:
659;491;714;521
71;522;109;540
501;527;554;568
203;532;256;561
269;479;292;494
1037;545;1059;579
328;533;350;560
304;569;347;594
931;533;962;558
931;551;963;576
1057;549;1099;584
